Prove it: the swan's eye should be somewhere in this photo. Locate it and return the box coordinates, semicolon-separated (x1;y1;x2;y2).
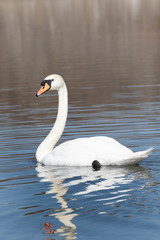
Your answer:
41;81;45;86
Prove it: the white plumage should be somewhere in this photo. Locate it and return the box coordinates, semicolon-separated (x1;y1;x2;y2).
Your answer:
36;74;153;166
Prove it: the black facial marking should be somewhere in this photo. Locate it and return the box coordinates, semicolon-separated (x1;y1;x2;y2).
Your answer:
41;79;53;87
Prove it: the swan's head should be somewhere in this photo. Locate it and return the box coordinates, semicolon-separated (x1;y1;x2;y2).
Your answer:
36;74;65;97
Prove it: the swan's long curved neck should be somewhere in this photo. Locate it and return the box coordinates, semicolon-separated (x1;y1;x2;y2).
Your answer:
36;83;68;162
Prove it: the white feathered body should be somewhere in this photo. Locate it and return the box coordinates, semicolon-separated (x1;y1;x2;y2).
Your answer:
40;136;153;166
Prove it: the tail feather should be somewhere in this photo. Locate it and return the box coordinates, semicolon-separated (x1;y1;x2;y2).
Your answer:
133;147;154;159
117;147;154;166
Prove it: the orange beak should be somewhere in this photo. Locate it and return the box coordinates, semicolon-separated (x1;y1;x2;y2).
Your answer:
36;83;50;97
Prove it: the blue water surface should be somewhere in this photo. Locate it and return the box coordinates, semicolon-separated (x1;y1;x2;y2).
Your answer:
0;90;159;240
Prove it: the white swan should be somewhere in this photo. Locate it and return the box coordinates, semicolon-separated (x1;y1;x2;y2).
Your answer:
36;74;153;166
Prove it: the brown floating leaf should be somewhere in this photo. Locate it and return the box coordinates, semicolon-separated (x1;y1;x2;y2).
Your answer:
44;222;53;228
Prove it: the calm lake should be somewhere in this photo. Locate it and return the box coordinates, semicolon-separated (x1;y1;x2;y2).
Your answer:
0;0;160;239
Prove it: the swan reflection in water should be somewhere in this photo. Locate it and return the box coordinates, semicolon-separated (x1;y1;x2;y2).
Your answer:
36;164;151;239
